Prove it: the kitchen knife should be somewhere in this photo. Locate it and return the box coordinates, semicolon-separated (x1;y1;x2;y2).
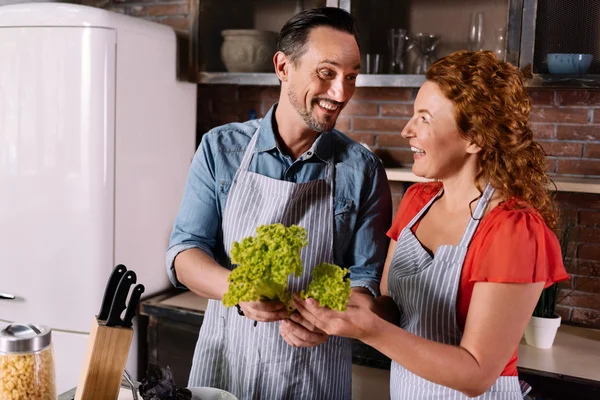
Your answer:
98;264;128;321
105;270;137;327
122;284;145;328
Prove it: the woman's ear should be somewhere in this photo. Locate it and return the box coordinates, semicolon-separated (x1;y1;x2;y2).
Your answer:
274;51;289;82
466;141;482;154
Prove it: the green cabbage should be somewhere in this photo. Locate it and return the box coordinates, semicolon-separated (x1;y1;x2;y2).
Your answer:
301;262;351;311
222;223;308;308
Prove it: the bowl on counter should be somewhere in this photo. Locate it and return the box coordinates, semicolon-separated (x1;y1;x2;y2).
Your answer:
220;29;278;73
188;386;238;400
547;53;593;75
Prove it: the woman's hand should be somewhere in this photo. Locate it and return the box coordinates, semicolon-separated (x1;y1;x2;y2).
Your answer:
293;291;379;341
279;318;328;347
238;300;289;322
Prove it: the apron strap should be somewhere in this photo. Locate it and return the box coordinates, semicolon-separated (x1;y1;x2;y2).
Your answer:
458;182;495;248
405;186;444;230
238;126;261;173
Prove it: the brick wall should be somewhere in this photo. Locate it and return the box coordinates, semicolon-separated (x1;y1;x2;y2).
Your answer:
77;2;600;328
196;85;600;328
82;0;191;33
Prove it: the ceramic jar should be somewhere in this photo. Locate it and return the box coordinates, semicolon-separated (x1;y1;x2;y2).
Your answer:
220;29;278;73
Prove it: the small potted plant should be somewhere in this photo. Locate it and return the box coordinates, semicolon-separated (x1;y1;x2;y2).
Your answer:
524;223;571;349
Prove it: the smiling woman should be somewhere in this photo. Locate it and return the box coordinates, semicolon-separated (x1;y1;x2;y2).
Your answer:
294;50;570;400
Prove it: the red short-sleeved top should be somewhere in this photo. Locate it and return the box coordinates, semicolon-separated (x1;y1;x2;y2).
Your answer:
387;182;570;376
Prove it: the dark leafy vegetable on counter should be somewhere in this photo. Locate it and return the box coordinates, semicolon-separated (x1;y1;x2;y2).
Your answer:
139;364;192;400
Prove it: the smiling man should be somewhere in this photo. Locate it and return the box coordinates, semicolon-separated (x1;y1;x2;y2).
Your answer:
166;7;392;400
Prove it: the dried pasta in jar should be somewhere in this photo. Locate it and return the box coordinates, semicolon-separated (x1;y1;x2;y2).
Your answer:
0;324;56;400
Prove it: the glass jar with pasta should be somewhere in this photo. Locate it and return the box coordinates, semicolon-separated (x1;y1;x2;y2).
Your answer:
0;323;56;400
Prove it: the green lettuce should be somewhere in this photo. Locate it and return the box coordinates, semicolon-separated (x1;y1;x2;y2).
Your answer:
301;262;351;311
222;223;308;308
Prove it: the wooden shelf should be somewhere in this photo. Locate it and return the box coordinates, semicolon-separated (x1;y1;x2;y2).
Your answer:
385;168;600;194
197;72;426;87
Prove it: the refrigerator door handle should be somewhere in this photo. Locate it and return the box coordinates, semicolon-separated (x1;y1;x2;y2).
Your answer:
0;293;16;300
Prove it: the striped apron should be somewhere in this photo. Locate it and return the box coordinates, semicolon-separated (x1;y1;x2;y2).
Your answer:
387;183;523;399
188;126;352;400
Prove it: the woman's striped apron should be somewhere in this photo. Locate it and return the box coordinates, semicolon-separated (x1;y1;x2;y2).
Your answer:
387;183;523;399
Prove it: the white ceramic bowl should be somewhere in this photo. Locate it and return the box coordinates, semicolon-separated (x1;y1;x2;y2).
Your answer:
220;29;278;73
187;386;238;400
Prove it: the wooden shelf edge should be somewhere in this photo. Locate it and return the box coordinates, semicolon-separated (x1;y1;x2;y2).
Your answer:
385;168;600;194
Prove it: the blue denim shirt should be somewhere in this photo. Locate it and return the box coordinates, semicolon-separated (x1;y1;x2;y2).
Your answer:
167;104;392;295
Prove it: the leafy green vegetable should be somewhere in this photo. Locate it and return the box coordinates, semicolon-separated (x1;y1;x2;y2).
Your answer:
223;223;308;308
301;262;351;311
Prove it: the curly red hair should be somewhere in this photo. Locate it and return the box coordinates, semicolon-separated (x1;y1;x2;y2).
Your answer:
426;50;558;231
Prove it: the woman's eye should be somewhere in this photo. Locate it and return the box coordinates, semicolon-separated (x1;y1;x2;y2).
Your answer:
421;116;429;124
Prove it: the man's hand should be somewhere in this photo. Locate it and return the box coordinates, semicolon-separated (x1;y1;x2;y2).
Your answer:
238;300;289;322
279;318;328;347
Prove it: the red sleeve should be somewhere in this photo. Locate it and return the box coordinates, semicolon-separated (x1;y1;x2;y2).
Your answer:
387;182;441;241
469;208;570;288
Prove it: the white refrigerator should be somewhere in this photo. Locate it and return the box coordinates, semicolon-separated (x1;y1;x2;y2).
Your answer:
0;3;196;394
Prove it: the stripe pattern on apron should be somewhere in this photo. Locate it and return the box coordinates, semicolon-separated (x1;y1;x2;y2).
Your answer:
387;183;523;399
188;126;352;400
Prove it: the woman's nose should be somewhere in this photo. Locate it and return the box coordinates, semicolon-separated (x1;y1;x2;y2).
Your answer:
401;118;415;138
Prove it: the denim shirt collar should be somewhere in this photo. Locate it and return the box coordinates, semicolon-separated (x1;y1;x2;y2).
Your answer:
257;104;333;163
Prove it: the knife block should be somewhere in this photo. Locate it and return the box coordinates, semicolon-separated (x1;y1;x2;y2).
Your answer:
75;317;133;400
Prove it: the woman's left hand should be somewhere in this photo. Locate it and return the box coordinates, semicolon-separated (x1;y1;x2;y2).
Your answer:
292;291;379;341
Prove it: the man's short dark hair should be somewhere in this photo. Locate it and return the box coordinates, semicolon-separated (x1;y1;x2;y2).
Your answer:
278;7;360;65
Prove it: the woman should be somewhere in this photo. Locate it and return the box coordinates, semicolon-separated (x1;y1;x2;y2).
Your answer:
290;50;569;399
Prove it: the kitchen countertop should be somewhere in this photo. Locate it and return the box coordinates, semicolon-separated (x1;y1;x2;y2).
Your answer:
148;291;600;382
59;385;139;400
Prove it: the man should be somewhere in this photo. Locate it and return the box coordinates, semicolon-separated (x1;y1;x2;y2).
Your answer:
166;7;391;400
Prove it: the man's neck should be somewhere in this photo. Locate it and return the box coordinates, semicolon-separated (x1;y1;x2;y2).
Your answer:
274;102;319;161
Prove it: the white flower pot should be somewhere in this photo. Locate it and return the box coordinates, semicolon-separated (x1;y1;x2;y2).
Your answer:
524;315;561;349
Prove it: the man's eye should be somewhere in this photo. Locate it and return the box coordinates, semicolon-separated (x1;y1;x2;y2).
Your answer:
346;75;357;82
319;69;334;78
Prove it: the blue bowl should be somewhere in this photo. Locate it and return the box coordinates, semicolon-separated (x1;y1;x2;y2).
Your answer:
547;53;593;75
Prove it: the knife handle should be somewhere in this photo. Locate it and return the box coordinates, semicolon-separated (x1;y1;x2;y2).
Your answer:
122;284;145;328
98;264;127;321
105;270;137;327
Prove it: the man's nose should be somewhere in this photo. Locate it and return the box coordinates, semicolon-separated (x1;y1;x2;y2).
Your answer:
327;78;351;103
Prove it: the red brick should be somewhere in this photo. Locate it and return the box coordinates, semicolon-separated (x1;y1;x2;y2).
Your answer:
554;305;572;321
528;89;555;106
346;133;375;146
558;208;578;226
557;159;600;176
584;143;600;158
238;87;280;102
573;226;600;244
335;117;351;132
556;125;600;141
353;87;413;101
377;149;414;167
381;104;414;117
530;107;589;123
579;244;600;261
341;102;379;116
573;276;600;293
579;210;600;226
377;134;410;147
558;290;600;309
572;309;600;327
531;123;555;139
569;259;600;276
144;3;188;17
546;158;557;173
557;90;600;107
555;192;600;210
540;141;583;157
353;118;408;132
198;85;239;100
213;100;264;121
158;17;189;32
558;279;572;290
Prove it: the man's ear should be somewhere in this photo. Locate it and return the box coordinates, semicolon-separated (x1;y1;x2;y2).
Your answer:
274;51;290;82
